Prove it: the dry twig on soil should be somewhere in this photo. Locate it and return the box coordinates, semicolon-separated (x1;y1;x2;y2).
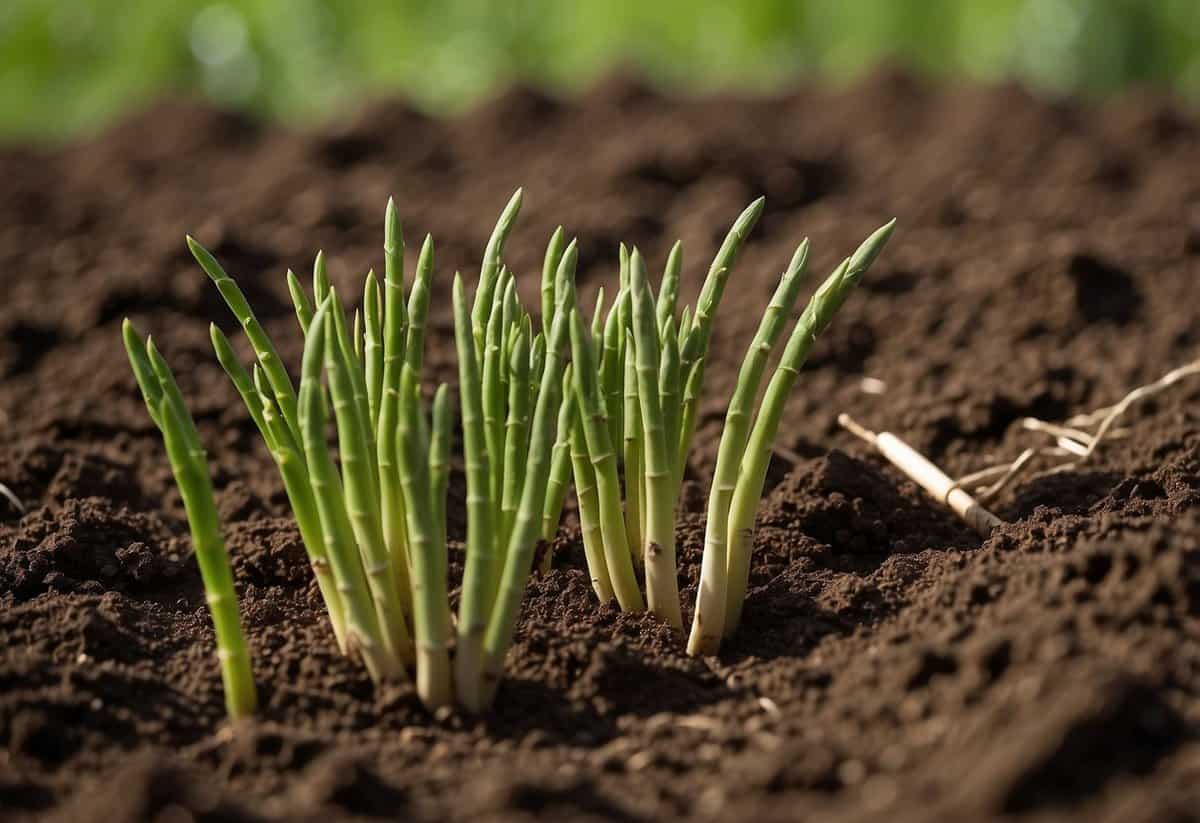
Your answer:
838;413;1004;537
0;481;24;513
953;357;1200;502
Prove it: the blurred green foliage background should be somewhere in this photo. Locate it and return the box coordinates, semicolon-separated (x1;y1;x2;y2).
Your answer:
2;0;1198;140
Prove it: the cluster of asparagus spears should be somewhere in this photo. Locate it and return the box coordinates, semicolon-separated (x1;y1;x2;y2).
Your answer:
124;190;893;718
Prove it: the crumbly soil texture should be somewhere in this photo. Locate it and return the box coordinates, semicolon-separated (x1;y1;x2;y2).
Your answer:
1;72;1199;822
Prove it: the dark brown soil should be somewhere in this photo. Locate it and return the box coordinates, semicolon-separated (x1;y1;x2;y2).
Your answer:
2;71;1199;822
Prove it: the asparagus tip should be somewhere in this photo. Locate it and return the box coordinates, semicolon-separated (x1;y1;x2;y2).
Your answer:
847;218;898;276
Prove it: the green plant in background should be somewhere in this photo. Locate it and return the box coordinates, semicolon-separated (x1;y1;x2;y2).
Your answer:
4;0;1199;140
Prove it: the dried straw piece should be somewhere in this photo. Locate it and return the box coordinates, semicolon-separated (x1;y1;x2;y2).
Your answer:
1019;418;1094;449
838;414;1003;537
1065;359;1200;463
966;446;1066;501
953;357;1200;502
859;377;887;395
0;482;24;513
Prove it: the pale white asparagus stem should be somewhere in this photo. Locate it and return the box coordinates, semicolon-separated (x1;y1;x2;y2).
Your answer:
838;414;1002;537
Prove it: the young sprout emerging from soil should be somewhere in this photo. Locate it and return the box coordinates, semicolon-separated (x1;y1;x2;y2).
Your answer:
191;189;572;711
396;370;453;708
696;220;902;657
686;238;813;653
455;197;579;710
191;201;449;703
560;204;896;652
563;202;769;629
122;321;257;720
137;186;895;715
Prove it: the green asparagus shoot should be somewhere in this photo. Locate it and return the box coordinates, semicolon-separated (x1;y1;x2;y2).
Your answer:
396;365;453;708
324;292;413;666
686;239;810;655
629;250;682;628
546;202;895;658
569;308;644;612
123;321;256;720
188;236;302;445
300;299;401;681
721;220;896;639
480;272;577;705
378;198;412;617
146;187;893;712
211;324;349;652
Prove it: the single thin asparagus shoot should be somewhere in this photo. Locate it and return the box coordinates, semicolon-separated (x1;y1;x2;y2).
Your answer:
123;321;257;720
